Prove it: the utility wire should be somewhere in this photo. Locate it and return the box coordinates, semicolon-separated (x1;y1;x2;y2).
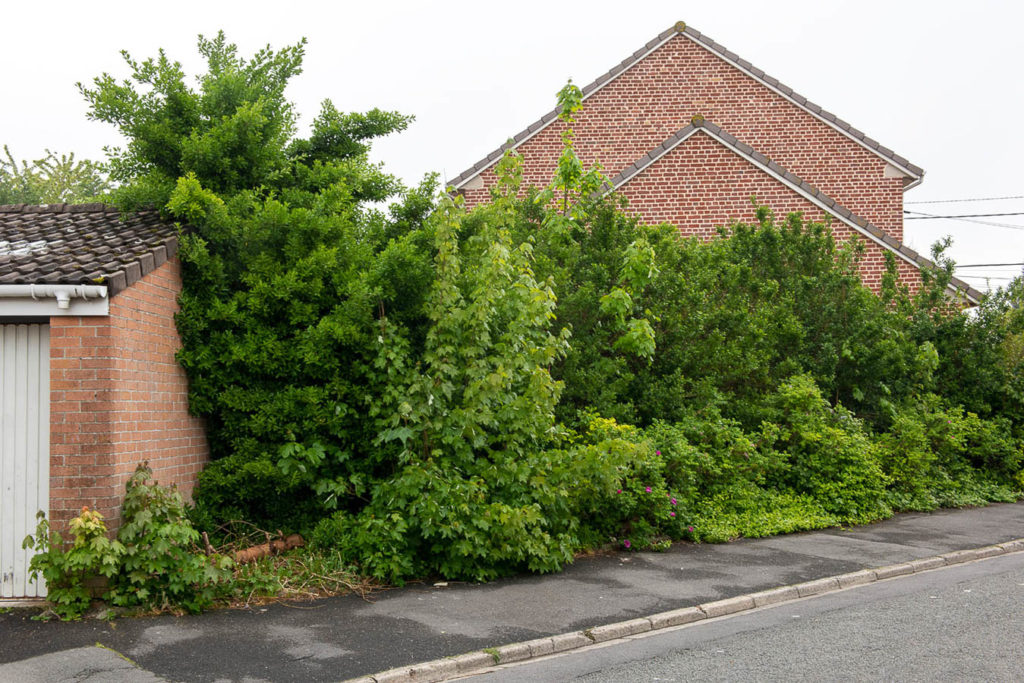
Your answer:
901;208;1024;230
905;211;1024;220
956;275;1017;281
905;194;1024;205
954;263;1024;268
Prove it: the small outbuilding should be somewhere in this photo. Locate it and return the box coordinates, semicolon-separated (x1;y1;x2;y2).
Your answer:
0;203;208;599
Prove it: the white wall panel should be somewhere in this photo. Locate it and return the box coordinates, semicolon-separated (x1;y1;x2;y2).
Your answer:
0;324;49;599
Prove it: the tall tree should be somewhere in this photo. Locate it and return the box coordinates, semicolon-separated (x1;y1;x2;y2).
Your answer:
0;146;109;204
80;32;436;529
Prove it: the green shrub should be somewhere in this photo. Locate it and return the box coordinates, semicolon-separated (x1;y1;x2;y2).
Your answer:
22;508;124;620
879;396;1023;510
23;465;229;619
764;375;891;523
189;454;325;536
644;410;781;503
107;466;232;613
567;416;685;550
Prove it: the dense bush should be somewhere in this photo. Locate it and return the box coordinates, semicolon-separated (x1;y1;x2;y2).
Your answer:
880;396;1022;510
106;466;231;613
23;465;229;619
761;375;891;523
310;177;580;582
73;34;1024;591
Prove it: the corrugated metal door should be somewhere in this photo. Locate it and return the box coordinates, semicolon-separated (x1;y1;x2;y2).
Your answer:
0;323;49;599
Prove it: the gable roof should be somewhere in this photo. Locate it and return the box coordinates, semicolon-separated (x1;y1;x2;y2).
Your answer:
603;118;980;305
449;21;923;191
0;203;179;296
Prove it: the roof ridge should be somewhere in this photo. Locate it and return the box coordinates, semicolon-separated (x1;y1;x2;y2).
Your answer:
605;120;980;304
0;202;120;214
450;21;923;190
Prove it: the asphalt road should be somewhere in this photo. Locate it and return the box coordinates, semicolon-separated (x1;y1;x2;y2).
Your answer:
2;503;1023;682
476;551;1024;682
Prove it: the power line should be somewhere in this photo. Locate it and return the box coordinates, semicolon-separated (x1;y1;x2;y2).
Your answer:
956;275;1017;281
905;211;1024;220
955;263;1024;268
901;208;1024;230
905;194;1024;205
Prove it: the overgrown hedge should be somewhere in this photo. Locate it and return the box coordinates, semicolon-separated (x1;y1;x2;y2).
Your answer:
80;38;1024;585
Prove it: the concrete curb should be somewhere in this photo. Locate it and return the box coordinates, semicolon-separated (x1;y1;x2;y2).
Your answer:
350;538;1024;682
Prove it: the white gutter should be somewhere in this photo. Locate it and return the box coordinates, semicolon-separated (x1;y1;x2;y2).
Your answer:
0;284;109;317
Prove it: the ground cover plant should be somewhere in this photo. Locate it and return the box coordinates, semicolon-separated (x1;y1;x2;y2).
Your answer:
27;33;1024;616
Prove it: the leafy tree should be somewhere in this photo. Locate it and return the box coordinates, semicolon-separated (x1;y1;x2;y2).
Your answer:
0;146;109;204
81;33;430;529
314;165;579;582
80;32;410;208
76;28;1024;589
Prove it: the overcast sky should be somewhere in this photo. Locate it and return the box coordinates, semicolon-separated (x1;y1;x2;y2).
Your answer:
3;0;1022;290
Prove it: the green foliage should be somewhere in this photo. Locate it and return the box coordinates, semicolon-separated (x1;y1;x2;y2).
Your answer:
312;171;577;582
80;36;1024;591
106;465;231;613
763;375;891;523
907;264;1024;424
0;146;109;204
567;417;685;550
82;33;431;533
22;509;124;620
23;465;226;619
80;32;410;209
645;410;778;502
692;487;838;543
881;396;1023;510
516;199;944;431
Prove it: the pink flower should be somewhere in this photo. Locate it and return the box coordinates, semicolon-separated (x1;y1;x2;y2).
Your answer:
671;498;677;505
669;511;676;517
687;526;694;533
656;450;661;455
645;486;652;493
624;539;631;549
616;489;622;494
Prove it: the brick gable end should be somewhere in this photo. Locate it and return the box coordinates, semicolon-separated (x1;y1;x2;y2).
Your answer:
616;130;923;292
459;33;907;240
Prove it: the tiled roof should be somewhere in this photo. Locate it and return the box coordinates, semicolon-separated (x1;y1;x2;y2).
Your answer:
449;21;923;190
603;119;983;305
0;203;179;296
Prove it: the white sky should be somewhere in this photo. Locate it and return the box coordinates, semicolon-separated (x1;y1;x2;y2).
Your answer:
3;0;1022;289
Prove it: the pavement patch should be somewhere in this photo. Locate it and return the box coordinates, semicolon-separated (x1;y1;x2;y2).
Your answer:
0;645;166;682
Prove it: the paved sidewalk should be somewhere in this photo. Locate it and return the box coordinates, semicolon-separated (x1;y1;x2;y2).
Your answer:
1;502;1022;682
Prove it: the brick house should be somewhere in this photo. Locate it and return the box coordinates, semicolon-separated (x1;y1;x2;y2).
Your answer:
0;203;208;599
450;21;981;303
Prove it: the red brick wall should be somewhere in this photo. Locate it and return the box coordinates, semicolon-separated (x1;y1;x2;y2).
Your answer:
49;314;118;530
49;257;208;530
460;33;907;240
617;131;922;291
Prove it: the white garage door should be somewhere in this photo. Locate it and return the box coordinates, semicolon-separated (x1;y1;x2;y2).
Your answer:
0;323;49;599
